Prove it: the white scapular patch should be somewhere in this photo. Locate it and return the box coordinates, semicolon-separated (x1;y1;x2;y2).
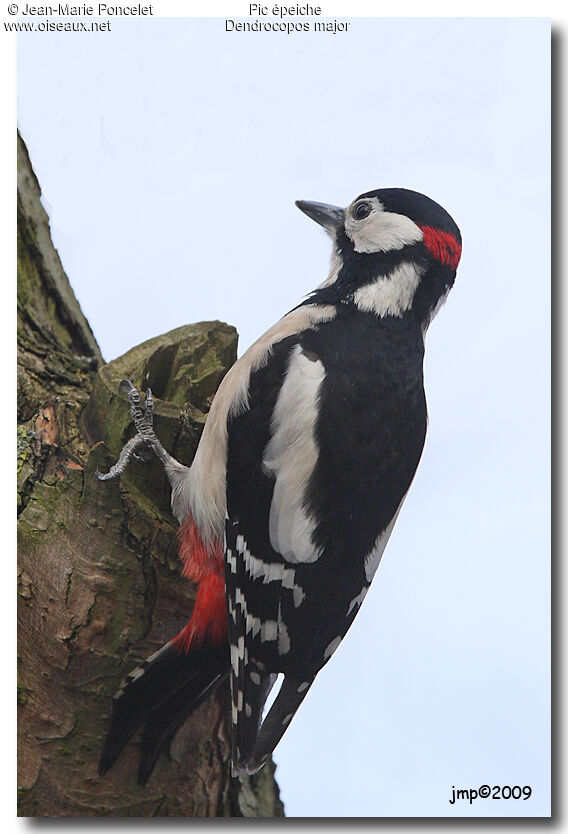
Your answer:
353;261;423;318
323;635;342;660
171;303;336;543
236;534;306;607
263;344;325;564
364;500;405;582
344;196;423;254
347;586;369;616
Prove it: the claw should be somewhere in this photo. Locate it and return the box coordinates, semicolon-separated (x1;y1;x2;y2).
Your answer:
145;388;154;413
95;380;180;482
133;447;154;464
119;378;135;397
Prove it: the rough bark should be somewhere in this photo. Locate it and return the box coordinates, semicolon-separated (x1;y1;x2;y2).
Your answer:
17;132;284;818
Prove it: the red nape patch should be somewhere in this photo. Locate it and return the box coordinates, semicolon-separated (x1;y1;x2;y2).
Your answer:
177;515;223;582
173;569;228;652
420;226;462;270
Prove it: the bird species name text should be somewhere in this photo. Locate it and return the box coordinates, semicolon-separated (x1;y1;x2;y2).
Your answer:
249;3;321;14
224;4;349;35
226;18;349;33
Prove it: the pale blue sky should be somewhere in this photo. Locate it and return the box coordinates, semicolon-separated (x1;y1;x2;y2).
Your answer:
18;17;550;817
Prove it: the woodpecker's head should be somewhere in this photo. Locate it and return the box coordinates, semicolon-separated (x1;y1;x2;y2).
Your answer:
296;188;461;327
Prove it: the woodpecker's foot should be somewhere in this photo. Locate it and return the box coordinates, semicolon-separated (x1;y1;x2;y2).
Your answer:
96;380;177;481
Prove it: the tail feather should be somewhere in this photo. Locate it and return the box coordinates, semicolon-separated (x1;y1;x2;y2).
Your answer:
136;655;227;785
231;668;276;776
241;675;314;775
99;641;229;782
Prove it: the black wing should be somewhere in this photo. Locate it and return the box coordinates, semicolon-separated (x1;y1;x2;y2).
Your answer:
224;311;427;773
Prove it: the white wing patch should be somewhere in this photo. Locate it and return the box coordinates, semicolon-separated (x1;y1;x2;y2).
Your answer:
263;345;325;564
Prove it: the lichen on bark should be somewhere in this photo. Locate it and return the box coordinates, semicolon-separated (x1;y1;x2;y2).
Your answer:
17;131;284;818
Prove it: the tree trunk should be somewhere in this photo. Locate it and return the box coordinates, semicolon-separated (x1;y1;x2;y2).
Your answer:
17;132;284;818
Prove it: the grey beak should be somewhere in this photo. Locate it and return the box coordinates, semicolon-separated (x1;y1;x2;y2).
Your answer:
295;200;345;232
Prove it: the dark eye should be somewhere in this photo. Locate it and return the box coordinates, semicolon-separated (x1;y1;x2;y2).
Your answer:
354;201;372;220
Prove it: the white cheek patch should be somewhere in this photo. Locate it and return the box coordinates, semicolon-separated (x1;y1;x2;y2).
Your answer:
353;261;423;318
345;203;423;255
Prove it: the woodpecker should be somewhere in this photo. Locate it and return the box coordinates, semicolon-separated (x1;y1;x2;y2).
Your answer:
97;187;462;783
